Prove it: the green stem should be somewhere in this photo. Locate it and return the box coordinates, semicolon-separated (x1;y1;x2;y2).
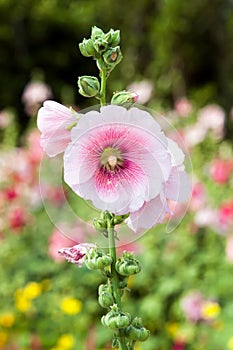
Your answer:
107;224;128;350
108;226;122;309
100;67;107;106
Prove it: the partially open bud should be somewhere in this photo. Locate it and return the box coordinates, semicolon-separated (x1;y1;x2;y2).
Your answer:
79;38;96;57
125;317;150;342
111;91;138;106
78;76;100;97
103;47;122;66
105;29;120;47
115;251;141;276
93;37;108;53
101;304;131;330
85;249;112;270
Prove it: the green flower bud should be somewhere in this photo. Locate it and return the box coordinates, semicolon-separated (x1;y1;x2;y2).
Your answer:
91;26;105;40
93;218;107;233
98;282;114;308
85;249;112;270
78;76;100;98
115;251;141;276
98;292;113;308
111;91;138;106
103;46;122;66
79;38;95;57
105;29;120;47
125;317;150;342
102;305;131;330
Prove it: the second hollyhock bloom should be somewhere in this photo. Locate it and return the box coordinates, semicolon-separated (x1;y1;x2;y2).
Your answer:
37;100;79;157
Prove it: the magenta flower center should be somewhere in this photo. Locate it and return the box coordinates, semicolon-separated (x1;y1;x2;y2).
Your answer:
100;147;123;171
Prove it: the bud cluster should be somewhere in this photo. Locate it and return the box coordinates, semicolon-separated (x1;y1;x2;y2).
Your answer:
101;305;150;348
78;26;123;99
93;211;129;236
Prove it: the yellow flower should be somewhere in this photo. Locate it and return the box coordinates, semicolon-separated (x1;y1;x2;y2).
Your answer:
23;282;42;300
15;290;32;312
166;322;179;339
60;297;82;315
0;313;15;327
228;337;233;350
201;301;221;320
0;331;8;346
57;334;75;349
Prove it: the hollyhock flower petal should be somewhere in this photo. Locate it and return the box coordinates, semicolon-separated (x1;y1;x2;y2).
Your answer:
64;105;175;214
126;195;170;232
37;100;78;157
58;243;96;267
165;167;191;202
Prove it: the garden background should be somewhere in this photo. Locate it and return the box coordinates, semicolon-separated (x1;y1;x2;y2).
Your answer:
0;0;233;349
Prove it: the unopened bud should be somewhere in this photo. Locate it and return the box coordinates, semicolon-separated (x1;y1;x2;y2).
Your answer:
93;218;107;233
115;251;141;276
125;317;150;342
105;29;120;47
91;26;105;40
102;305;131;330
79;38;95;57
98;283;114;308
85;249;112;270
111;91;138;106
78;76;100;98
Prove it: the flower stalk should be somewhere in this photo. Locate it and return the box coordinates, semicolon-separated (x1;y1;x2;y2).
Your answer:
39;26;188;350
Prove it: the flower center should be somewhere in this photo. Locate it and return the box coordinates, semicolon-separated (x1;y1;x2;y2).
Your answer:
100;147;122;171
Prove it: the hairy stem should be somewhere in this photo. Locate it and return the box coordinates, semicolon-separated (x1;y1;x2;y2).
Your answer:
107;224;128;350
100;67;107;106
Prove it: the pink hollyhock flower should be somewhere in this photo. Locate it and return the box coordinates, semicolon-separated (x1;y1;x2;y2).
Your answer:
64;105;190;232
37;100;79;157
218;201;233;230
127;80;153;104
183;124;207;148
174;97;192;117
189;180;206;212
210;159;233;184
197;104;225;139
8;207;28;231
181;291;204;322
22;81;52;107
22;81;53;116
58;243;96;267
194;207;217;228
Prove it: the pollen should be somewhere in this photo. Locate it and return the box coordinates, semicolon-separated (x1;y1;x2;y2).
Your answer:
107;155;117;169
